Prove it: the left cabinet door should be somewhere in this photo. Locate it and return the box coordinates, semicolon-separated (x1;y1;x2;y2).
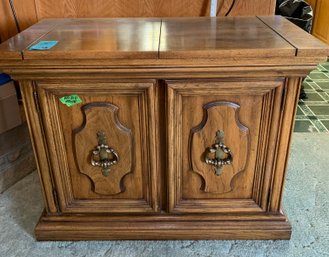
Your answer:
36;81;158;213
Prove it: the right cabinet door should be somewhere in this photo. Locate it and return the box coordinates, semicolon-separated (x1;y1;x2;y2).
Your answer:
167;79;285;213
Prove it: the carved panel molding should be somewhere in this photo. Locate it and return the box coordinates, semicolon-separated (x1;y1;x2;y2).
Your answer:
73;102;133;196
190;101;249;194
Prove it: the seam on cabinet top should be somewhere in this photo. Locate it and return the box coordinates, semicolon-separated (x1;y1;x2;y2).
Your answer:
256;16;298;57
158;19;163;59
21;19;72;60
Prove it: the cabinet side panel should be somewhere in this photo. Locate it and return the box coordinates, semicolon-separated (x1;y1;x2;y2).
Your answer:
19;81;57;213
269;77;302;212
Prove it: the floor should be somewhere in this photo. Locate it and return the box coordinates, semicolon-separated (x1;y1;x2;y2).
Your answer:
0;133;329;257
295;62;329;132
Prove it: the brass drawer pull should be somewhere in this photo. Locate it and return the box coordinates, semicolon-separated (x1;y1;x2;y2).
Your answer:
91;131;119;176
205;130;233;176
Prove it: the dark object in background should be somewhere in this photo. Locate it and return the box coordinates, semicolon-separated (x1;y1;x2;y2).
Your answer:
0;73;22;134
276;0;314;100
276;0;313;33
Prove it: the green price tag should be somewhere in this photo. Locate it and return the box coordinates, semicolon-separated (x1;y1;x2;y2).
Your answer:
59;95;82;107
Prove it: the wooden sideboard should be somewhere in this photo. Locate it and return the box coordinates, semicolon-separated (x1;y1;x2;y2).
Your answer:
0;16;328;241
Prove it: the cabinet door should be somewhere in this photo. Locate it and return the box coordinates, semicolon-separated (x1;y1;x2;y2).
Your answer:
167;79;284;213
37;81;158;213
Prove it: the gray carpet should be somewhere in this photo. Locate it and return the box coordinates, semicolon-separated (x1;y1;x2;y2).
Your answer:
0;133;328;257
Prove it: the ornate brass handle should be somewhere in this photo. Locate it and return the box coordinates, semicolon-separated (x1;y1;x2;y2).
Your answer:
205;130;233;176
91;131;119;176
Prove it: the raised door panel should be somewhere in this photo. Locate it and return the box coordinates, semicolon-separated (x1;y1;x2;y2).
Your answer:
167;79;284;213
36;81;158;213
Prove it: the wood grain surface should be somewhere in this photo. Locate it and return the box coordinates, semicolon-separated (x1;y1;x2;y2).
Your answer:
167;79;285;213
35;214;292;240
73;103;133;196
258;16;329;56
19;81;59;213
1;16;328;63
0;0;38;42
36;81;159;213
23;18;161;59
159;17;296;59
0;19;69;59
190;102;249;194
34;0;275;19
0;0;276;42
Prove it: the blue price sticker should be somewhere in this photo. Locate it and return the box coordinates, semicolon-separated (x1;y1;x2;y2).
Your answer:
29;41;58;50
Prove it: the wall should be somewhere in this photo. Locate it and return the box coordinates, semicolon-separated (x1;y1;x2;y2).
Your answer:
0;0;38;42
0;0;276;42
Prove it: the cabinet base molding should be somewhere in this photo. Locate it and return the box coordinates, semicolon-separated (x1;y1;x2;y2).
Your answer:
35;212;291;240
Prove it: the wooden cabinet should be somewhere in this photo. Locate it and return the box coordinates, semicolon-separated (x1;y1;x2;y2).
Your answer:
0;16;328;240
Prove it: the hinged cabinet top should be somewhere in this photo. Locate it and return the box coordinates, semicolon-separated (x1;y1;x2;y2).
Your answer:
0;16;328;65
